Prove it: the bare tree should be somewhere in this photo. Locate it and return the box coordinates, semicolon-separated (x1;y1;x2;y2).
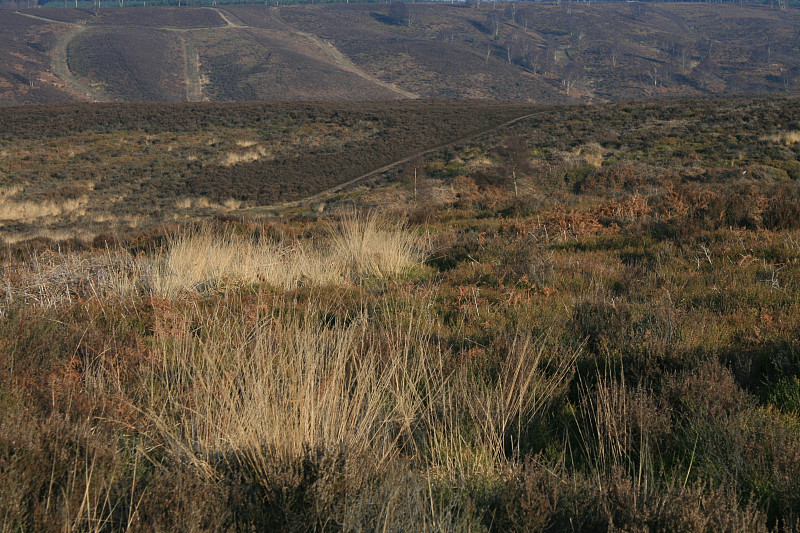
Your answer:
502;135;531;197
505;39;514;63
517;6;533;31
610;42;620;67
518;38;534;69
575;29;585;48
550;43;561;67
561;62;583;96
529;50;542;74
504;32;520;64
782;66;800;91
504;2;517;24
487;10;503;39
647;65;660;87
676;44;691;70
633;2;648;21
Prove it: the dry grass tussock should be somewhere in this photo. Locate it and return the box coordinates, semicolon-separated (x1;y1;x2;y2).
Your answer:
0;196;89;222
149;214;425;295
761;131;800;145
2;214;427;307
234;139;259;148
219;146;268;167
1;248;142;310
147;295;577;485
173;197;241;210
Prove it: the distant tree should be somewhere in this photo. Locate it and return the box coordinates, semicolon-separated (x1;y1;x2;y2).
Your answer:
504;34;518;63
388;1;412;28
698;37;716;62
632;2;648;21
501;135;530;197
528;49;543;74
504;3;517;24
517;6;534;31
675;43;691;71
609;41;621;68
487;10;503;39
782;66;800;91
439;29;456;43
647;64;660;87
518;37;534;69
561;62;583;97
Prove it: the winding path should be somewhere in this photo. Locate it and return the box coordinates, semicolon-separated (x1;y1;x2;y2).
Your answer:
16;7;541;213
51;26;115;102
17;11;114;102
252;110;550;214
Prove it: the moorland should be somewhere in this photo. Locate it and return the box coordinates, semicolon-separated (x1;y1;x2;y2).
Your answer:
1;93;800;530
2;1;800;531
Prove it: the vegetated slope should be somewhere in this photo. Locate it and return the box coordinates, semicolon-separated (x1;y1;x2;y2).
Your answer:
273;2;800;101
192;26;400;101
1;95;799;243
0;100;534;240
2;3;800;104
67;27;186;101
264;3;563;102
0;12;78;104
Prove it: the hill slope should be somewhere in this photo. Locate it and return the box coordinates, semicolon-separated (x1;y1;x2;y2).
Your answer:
1;2;799;105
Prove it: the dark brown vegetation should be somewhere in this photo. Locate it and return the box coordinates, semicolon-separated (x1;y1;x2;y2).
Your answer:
192;25;400;101
2;94;800;530
273;2;800;101
67;27;186;101
2;3;800;104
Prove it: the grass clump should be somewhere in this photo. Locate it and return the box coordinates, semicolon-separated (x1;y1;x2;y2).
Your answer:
149;213;426;295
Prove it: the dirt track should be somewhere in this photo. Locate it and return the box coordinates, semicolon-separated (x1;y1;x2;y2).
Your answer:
181;35;203;102
267;8;419;100
17;12;113;102
248;110;550;215
50;25;114;102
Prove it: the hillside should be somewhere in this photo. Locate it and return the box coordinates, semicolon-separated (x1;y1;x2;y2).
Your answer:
1;2;799;104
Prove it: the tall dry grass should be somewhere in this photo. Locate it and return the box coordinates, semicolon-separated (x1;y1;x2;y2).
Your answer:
149;300;430;472
0;196;89;222
2;214;427;307
144;292;577;498
148;214;426;295
761;131;800;146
